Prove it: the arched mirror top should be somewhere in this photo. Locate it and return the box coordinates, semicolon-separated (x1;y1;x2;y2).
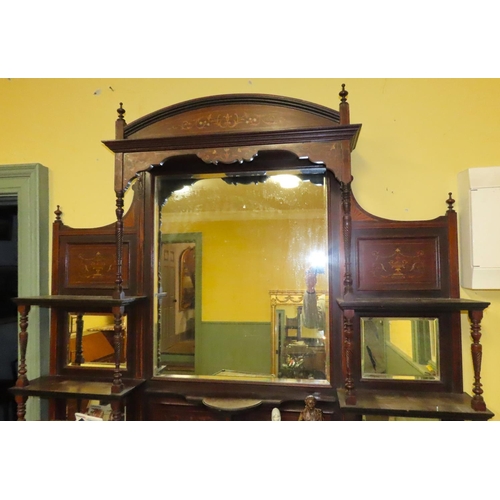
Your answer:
123;93;345;140
103;87;362;190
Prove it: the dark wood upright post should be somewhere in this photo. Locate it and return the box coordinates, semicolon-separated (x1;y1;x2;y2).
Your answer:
469;309;487;411
114;103;127;301
15;304;31;420
446;193;461;298
339;84;356;404
114;190;125;300
343;309;356;404
108;103;128;419
74;313;85;365
341;181;353;296
110;400;123;421
111;305;125;393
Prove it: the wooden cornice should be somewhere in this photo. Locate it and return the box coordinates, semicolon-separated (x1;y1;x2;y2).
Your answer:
103;124;362;155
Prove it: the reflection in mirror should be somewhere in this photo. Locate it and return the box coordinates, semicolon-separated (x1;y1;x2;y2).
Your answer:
361;317;439;380
155;168;329;384
270;290;328;381
67;313;127;369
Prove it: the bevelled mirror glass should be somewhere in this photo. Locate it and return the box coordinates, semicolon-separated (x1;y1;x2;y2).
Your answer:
66;312;127;369
154;167;329;384
360;317;439;381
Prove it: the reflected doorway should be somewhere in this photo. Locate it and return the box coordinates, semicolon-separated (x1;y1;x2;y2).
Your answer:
158;233;202;374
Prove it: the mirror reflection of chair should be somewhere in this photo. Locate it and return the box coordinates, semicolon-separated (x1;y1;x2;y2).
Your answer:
285;310;301;339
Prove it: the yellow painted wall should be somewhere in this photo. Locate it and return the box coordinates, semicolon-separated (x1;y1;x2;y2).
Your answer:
1;78;499;419
387;320;413;359
163;217;327;322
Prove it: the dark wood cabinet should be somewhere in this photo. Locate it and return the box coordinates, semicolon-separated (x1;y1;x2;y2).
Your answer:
10;87;493;421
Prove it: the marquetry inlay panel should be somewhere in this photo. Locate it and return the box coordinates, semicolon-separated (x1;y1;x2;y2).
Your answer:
65;243;130;289
357;237;440;291
126;104;337;140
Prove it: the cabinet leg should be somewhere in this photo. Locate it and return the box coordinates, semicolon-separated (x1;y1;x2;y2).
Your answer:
469;309;487;412
15;395;27;421
110;400;123;421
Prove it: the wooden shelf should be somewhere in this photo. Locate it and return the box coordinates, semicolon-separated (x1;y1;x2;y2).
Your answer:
13;295;147;310
337;297;490;312
337;389;494;420
9;376;145;400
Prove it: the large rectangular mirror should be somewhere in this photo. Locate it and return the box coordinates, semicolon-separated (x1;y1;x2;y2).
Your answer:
154;167;330;384
361;317;439;381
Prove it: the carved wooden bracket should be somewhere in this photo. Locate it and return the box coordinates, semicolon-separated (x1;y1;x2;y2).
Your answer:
196;146;259;165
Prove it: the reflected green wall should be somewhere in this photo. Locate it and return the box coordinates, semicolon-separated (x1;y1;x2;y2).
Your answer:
196;321;271;375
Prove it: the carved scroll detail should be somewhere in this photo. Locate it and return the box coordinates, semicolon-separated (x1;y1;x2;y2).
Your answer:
197;146;259;165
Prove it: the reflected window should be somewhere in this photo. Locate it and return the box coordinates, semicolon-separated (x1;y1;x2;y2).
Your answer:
271;290;328;381
155;168;329;383
361;317;439;381
67;312;127;368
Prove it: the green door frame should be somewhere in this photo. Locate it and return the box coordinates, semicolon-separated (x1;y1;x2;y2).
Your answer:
160;232;202;373
0;163;49;420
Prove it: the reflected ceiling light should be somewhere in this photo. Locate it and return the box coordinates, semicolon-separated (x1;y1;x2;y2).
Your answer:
173;185;191;195
270;174;301;189
307;250;326;274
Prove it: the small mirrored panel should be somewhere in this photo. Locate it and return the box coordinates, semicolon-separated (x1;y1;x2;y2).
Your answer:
66;312;127;369
361;317;439;381
155;169;329;384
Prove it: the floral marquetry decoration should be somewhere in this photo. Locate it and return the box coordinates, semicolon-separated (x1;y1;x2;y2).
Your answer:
180;111;284;131
357;238;440;291
65;243;130;289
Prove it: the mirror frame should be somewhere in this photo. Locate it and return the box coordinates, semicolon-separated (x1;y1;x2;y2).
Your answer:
152;161;332;384
102;92;360;399
351;311;456;393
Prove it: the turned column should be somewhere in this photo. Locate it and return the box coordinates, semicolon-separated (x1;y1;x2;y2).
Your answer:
15;304;31;421
468;309;487;411
111;305;125;394
341;181;353;296
110;400;123;421
343;309;356;404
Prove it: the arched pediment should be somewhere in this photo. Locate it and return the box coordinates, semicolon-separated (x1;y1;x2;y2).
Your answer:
103;90;361;190
123;94;343;139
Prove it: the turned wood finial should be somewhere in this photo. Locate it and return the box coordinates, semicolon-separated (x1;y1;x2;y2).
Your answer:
339;83;348;103
54;205;62;222
115;103;126;140
117;102;125;120
339;84;350;125
446;192;455;212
